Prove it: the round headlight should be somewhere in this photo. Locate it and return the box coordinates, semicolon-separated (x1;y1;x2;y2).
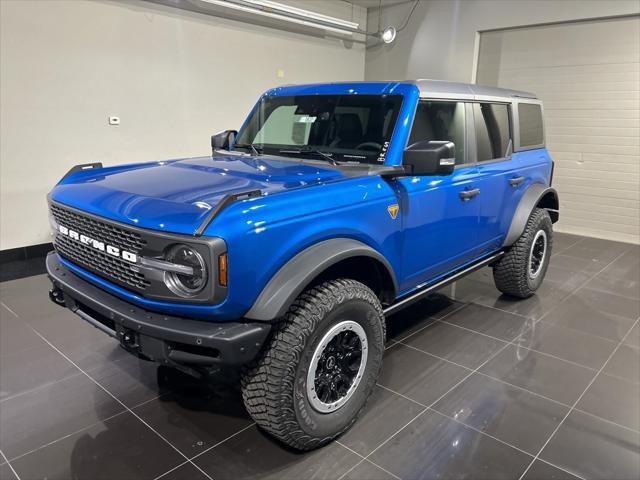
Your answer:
163;244;207;297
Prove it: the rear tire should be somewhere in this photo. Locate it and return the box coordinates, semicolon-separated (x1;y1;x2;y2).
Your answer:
241;279;385;450
493;208;553;298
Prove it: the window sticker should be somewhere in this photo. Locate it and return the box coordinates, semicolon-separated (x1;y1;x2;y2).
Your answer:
377;141;390;163
296;116;317;124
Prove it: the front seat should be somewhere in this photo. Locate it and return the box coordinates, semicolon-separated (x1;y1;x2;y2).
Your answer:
330;113;363;149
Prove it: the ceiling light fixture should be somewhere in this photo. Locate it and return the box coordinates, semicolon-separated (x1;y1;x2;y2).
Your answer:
200;0;359;36
242;0;359;30
380;25;396;44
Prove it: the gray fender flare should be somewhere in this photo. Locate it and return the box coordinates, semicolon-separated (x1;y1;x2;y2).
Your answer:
245;238;398;321
503;184;559;247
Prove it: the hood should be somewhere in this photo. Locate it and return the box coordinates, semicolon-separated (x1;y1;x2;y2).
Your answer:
50;155;349;235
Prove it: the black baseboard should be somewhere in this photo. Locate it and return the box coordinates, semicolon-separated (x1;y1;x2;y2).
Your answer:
1;242;53;282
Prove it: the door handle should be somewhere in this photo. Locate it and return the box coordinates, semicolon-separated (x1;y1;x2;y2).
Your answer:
459;188;480;201
509;176;525;187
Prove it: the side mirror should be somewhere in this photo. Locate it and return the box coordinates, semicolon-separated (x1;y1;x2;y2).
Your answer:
403;140;456;175
211;130;237;153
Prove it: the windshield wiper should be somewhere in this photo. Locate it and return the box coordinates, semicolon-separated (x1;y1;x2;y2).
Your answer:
235;143;262;156
278;148;339;165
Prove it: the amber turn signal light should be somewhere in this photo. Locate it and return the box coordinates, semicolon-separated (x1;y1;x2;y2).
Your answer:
218;253;228;287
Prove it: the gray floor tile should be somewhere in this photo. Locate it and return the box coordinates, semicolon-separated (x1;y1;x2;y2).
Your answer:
599;248;640;283
193;425;361;480
549;254;608;276
572;287;640;320
471;279;569;322
132;383;252;458
540;410;640;480
2;236;639;480
479;344;595;405
465;266;496;286
543;265;592;292
576;373;640;431
441;302;532;342
518;321;617;370
0;372;124;460
432;373;569;455
579;237;633;253
603;344;640;384
585;272;640;300
542;290;638;342
157;463;210;480
0;463;18;480
561;239;630;265
378;343;469;406
386;293;464;341
0;306;43;357
624;323;640;348
369;409;533;480
339;385;424;456
11;307;130;373
341;460;397;480
403;321;506;369
0;275;63;321
551;232;584;255
521;460;582;480
9;412;184;480
87;354;173;408
0;339;79;402
446;278;489;304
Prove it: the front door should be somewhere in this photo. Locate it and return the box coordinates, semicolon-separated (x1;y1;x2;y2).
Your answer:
396;101;482;293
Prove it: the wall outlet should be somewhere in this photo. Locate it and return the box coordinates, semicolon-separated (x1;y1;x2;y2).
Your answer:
108;116;120;125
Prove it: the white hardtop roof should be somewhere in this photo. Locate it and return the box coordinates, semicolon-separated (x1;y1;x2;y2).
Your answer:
411;79;538;102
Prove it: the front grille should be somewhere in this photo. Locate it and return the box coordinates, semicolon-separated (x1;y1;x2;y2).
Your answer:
51;205;150;291
50;204;146;253
55;234;150;291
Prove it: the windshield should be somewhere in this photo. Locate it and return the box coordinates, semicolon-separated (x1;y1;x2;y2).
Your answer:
234;94;403;164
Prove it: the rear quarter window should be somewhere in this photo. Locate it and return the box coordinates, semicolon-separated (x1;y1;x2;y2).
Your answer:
518;103;544;147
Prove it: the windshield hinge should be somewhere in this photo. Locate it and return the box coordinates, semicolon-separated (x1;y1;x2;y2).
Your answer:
194;189;262;237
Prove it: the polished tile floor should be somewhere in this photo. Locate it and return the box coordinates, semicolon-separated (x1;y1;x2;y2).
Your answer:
0;233;638;480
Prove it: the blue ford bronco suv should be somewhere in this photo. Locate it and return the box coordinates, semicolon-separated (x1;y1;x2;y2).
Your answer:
47;80;558;450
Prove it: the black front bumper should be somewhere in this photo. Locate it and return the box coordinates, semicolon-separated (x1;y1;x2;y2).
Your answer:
46;252;270;370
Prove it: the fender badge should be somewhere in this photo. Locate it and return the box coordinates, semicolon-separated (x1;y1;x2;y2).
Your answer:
387;204;399;220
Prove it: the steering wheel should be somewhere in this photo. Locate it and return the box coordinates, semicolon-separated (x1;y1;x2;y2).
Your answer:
355;142;382;151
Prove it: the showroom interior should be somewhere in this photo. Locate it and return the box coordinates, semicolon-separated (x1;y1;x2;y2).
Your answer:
0;0;639;479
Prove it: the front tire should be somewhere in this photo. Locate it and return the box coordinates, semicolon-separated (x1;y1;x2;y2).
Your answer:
493;208;553;298
241;279;385;450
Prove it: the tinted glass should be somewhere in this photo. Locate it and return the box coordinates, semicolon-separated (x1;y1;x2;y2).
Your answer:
235;94;403;164
473;103;511;161
408;101;466;164
518;103;544;147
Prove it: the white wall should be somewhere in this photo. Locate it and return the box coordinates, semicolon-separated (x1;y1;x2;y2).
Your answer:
0;0;366;250
365;0;640;82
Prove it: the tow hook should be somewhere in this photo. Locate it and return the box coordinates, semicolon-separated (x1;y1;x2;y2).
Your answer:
49;288;66;307
120;328;139;349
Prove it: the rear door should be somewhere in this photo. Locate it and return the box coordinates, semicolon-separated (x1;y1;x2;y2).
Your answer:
396;100;482;292
471;102;530;253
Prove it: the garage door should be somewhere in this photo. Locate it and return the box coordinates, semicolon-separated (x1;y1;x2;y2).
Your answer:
476;16;640;244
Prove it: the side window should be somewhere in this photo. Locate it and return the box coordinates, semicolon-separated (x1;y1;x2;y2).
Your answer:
518;103;544;147
473;103;511;162
408;101;466;165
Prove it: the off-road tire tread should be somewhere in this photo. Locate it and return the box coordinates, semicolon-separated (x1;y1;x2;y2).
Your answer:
241;278;385;450
493;208;552;298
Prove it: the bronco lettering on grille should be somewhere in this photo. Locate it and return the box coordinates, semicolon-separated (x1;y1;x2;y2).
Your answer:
58;225;138;263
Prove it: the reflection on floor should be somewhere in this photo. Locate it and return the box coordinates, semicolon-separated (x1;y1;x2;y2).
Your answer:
0;233;638;480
